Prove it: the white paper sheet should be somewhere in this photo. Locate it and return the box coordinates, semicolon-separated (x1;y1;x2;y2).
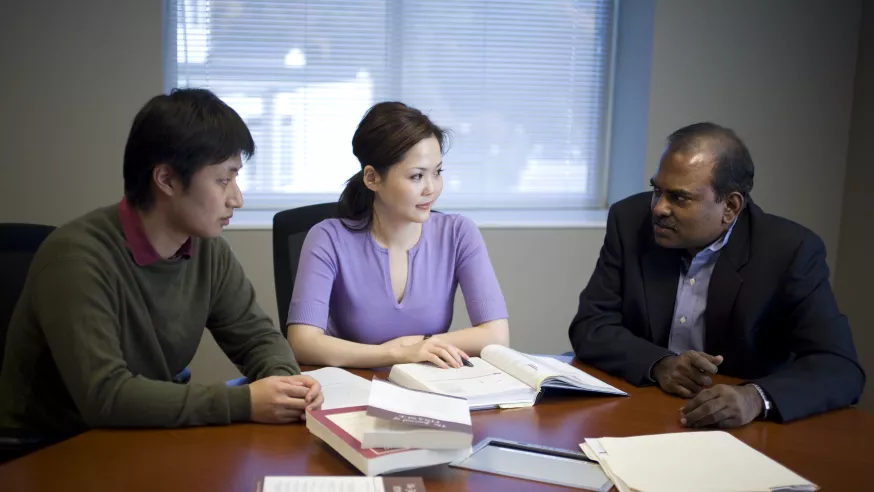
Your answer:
303;367;372;410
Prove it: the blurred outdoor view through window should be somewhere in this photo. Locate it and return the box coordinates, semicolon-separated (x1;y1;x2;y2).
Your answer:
170;0;615;210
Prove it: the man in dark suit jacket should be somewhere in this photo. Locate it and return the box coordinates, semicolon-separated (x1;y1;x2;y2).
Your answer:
570;122;864;428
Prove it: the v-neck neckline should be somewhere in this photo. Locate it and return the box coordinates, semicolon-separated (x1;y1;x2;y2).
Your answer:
367;220;427;310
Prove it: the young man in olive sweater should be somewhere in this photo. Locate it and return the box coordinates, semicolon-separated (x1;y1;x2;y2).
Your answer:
0;88;322;438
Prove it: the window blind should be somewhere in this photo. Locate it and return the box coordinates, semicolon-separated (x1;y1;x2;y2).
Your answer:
166;0;616;210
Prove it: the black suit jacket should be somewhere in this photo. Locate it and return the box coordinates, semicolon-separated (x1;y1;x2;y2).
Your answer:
569;192;865;422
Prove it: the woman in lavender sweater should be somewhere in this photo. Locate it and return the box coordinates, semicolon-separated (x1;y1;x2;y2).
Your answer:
286;102;510;369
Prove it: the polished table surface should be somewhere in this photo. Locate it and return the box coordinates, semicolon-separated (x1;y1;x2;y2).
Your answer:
1;363;872;491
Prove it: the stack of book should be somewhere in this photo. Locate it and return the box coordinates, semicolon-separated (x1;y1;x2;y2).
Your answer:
306;379;473;476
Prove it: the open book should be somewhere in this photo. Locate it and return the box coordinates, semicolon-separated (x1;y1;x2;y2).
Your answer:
388;345;627;410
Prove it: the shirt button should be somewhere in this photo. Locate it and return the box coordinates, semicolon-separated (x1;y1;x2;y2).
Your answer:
680;316;687;324
689;278;695;285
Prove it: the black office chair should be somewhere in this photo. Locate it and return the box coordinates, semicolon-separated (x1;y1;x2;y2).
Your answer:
272;203;339;338
0;223;56;369
0;223;57;463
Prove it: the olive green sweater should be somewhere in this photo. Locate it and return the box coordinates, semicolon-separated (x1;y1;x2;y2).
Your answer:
0;205;300;436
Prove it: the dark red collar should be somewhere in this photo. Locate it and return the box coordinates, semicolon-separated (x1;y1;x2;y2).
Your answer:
117;198;192;266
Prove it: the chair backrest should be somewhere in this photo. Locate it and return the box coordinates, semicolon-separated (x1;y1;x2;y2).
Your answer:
272;203;338;337
0;223;56;367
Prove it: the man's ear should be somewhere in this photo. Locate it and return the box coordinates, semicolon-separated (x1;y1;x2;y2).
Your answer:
152;163;178;199
362;165;380;192
723;191;744;223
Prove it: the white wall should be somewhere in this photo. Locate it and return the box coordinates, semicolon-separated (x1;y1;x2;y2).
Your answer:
0;1;866;394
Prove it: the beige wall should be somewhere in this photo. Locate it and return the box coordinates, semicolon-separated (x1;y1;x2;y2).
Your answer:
0;0;162;226
836;0;874;411
0;0;867;398
646;0;861;273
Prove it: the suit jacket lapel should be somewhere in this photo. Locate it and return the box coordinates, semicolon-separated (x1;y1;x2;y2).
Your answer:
704;206;752;355
641;240;682;348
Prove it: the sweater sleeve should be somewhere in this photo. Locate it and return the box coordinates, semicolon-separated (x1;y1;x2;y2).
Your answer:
32;257;252;428
453;215;508;325
207;238;301;379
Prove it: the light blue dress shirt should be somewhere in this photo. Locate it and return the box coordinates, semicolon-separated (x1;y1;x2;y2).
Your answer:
667;221;737;354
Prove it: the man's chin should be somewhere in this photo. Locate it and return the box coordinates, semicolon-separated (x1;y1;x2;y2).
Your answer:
653;231;680;248
191;225;224;239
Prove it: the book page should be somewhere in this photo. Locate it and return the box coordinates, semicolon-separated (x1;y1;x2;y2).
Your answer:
395;357;532;398
303;367;372;410
531;356;626;394
481;345;558;390
262;476;386;492
327;410;378;443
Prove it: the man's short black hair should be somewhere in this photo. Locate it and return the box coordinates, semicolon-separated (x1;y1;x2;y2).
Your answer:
666;122;755;202
123;88;255;209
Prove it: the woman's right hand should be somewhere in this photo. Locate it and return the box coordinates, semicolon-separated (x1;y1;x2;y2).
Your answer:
391;337;469;369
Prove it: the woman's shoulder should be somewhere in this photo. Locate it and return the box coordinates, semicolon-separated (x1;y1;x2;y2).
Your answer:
304;218;369;248
309;218;366;237
429;212;478;235
427;212;483;248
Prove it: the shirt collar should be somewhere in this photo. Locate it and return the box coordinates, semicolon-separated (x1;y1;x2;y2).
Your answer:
117;198;192;267
693;218;737;260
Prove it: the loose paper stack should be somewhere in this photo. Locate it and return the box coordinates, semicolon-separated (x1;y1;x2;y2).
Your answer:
580;431;818;492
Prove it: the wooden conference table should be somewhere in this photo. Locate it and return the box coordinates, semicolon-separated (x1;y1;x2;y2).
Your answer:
1;362;872;491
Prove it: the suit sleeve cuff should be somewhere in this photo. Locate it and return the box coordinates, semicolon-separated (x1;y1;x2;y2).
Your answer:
646;354;675;384
628;343;675;386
